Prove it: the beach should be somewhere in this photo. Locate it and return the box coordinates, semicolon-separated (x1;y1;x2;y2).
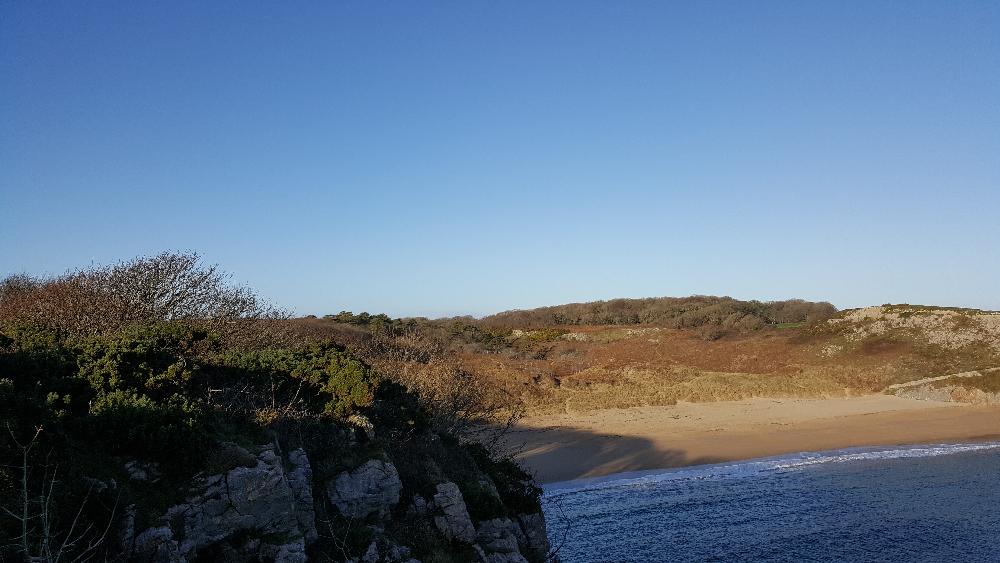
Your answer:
510;395;1000;483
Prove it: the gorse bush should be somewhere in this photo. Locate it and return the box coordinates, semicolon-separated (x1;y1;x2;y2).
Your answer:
75;323;207;399
219;343;377;419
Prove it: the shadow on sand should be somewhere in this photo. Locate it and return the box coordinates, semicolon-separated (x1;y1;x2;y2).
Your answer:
502;425;723;484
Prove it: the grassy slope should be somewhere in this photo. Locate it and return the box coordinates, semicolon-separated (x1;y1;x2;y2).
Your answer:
456;305;1000;415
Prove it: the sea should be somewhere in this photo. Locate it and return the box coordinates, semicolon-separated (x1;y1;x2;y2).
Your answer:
541;442;1000;562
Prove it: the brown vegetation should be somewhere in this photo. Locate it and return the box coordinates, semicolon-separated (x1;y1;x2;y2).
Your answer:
0;251;289;348
313;304;1000;417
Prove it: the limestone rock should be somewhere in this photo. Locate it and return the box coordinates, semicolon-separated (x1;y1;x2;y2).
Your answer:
129;443;313;562
327;459;403;519
132;525;179;562
517;512;551;558
485;554;530;563
287;447;318;543
432;481;476;543
361;540;380;563
386;542;413;562
477;518;522;554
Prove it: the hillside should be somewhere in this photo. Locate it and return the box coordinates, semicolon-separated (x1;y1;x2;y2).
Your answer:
477;295;836;333
315;303;1000;416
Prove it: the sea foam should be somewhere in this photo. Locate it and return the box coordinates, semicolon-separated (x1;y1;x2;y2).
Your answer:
543;441;1000;498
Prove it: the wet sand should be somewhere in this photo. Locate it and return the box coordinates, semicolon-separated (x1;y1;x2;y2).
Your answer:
509;396;1000;483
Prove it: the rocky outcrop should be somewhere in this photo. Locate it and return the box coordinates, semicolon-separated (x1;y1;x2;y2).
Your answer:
893;383;1000;404
127;444;313;562
517;512;551;559
123;445;550;563
287;447;318;544
326;459;403;519
477;518;527;561
888;368;1000;405
432;481;477;542
473;513;552;563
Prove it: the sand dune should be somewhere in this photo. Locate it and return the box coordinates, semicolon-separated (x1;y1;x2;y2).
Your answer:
509;395;1000;483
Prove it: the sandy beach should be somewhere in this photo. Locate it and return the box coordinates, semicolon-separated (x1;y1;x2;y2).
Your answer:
509;396;1000;483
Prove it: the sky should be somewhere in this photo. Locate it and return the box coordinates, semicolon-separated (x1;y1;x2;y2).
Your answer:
2;1;999;317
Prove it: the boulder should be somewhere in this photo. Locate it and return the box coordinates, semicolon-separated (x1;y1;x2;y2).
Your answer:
327;459;403;519
432;481;476;543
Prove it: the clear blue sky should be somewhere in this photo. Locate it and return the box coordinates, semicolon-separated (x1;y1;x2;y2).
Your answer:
2;2;998;317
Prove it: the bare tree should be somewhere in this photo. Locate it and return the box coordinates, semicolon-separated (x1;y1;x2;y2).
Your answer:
0;251;288;346
1;425;118;563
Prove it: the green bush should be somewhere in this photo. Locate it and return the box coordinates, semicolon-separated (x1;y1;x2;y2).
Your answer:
88;389;209;473
75;324;208;400
219;342;378;418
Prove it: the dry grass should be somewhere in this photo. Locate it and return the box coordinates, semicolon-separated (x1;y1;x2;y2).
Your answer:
929;368;1000;393
457;306;1000;415
527;367;848;415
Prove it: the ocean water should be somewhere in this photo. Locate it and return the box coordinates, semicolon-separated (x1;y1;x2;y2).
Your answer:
542;442;1000;562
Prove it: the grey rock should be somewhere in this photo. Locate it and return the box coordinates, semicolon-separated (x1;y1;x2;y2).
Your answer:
274;540;308;563
132;526;179;562
327;459;403;519
517;512;551;557
361;540;380;563
118;504;137;554
485;554;529;563
386;542;412;562
477;518;521;554
287;447;318;543
432;481;476;543
131;443;313;562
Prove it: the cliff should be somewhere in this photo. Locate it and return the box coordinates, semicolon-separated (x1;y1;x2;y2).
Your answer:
0;324;551;562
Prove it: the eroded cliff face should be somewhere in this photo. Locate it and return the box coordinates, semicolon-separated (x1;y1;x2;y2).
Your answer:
121;441;550;563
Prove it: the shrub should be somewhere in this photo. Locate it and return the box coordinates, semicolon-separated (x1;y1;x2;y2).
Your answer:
88;390;208;472
75;324;208;400
218;342;378;419
477;295;837;331
0;251;287;346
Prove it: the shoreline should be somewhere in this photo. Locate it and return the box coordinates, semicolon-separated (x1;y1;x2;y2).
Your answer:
510;396;1000;483
541;439;1000;491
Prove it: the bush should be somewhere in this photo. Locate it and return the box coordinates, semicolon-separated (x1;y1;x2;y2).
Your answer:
0;251;287;346
88;390;208;471
218;342;378;419
75;324;208;400
477;295;837;331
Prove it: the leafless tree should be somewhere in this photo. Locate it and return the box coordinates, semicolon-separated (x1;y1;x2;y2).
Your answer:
1;425;118;563
0;251;289;346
